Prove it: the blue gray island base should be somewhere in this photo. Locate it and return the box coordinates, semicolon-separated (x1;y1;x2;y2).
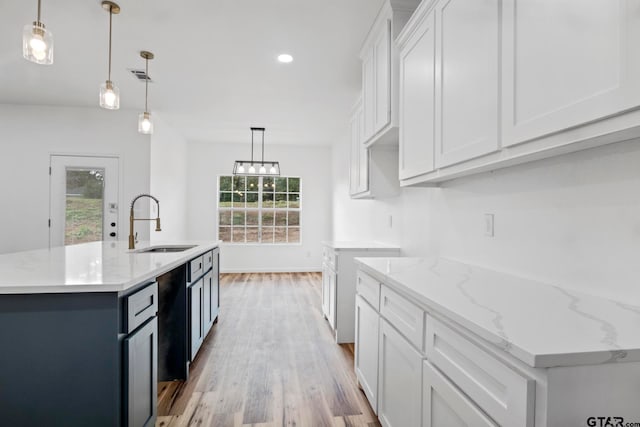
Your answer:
0;246;219;427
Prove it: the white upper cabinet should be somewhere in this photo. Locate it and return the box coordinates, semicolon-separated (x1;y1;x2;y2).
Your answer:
362;49;377;142
349;97;401;200
397;0;640;185
434;0;501;167
398;8;436;180
350;102;371;197
502;0;640;146
374;21;392;133
360;0;421;147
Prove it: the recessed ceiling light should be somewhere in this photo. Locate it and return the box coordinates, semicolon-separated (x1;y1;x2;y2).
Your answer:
277;54;293;63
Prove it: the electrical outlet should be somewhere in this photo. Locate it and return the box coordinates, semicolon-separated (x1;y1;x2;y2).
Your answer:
484;213;494;237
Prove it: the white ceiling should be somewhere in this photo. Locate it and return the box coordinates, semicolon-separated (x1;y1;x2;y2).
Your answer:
0;0;383;145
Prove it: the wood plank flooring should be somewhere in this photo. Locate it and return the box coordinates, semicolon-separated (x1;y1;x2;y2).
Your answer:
157;272;380;427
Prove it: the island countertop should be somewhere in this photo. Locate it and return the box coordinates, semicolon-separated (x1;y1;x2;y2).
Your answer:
354;256;640;368
0;240;220;294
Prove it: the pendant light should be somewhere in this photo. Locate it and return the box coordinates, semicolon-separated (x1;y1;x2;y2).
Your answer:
22;0;53;64
99;1;121;110
138;51;154;134
233;127;281;176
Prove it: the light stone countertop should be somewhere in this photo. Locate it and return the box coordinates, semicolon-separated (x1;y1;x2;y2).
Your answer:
322;241;401;251
0;240;220;294
354;256;640;368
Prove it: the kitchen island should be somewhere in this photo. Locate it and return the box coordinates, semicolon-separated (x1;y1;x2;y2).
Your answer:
0;240;220;427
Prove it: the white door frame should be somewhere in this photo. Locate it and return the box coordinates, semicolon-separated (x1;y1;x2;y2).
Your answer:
49;154;120;248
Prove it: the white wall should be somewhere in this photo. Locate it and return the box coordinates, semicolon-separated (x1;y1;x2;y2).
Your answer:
0;104;151;254
149;113;188;241
186;141;332;272
332;131;640;304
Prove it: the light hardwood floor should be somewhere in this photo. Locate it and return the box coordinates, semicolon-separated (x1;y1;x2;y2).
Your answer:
157;272;380;427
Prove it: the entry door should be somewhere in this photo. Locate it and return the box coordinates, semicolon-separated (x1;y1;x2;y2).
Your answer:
49;155;119;248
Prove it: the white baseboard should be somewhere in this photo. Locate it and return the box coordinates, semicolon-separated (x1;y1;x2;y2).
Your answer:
221;267;322;274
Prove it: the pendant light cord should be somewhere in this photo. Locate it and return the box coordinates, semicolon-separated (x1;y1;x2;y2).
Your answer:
108;7;113;81
37;0;41;23
144;57;149;112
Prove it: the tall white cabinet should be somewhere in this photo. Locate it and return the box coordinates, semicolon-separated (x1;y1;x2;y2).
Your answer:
397;0;640;185
321;242;400;343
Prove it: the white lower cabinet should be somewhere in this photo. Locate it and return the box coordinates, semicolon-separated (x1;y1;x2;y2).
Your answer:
378;319;423;427
355;268;535;427
425;317;535;426
422;360;497;427
354;295;380;413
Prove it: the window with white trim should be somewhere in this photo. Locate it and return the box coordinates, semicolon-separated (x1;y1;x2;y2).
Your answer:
217;176;301;244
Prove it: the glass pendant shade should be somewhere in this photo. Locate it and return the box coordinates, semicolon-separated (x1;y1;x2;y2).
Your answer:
22;22;53;64
138;112;153;134
99;80;120;110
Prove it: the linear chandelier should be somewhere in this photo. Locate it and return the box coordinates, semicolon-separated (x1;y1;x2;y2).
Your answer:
233;127;280;176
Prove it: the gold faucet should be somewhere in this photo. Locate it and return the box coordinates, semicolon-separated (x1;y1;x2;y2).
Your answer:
129;194;161;249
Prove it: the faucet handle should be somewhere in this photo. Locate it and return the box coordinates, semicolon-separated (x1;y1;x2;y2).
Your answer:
135;232;138;244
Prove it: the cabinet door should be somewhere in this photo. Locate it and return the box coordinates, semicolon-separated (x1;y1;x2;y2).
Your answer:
124;317;158;427
502;0;640;147
189;279;204;361
423;361;497;427
399;10;436;180
362;47;376;142
349;112;360;195
355;296;380;414
374;19;392;134
356;110;369;194
321;264;331;319
350;106;370;196
328;269;337;330
378;319;423;427
434;0;501;167
203;270;213;335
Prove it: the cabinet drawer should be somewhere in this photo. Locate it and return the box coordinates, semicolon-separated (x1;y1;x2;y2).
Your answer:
188;255;204;284
357;270;381;310
125;282;158;334
380;285;425;351
203;250;214;272
425;316;535;427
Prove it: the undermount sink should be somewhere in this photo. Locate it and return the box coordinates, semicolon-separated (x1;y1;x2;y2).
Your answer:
134;245;197;253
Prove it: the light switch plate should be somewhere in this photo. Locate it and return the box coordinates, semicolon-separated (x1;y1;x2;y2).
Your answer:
484;213;494;237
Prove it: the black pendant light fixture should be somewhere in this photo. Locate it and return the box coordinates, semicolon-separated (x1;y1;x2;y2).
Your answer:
233;127;280;176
